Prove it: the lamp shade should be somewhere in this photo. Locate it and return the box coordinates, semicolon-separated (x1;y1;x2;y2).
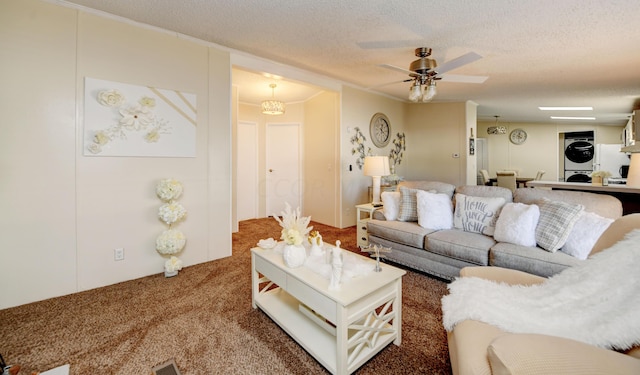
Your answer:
626;153;640;188
363;156;390;177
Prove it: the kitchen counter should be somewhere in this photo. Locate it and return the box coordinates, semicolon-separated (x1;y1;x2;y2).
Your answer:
526;180;640;214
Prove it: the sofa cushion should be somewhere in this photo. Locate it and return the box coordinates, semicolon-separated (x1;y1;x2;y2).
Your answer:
490;242;582;277
493;203;540;247
416;190;453;230
535;198;584;252
455;185;514;203
453;193;506;236
514;188;622;220
366;219;436;248
427;229;495;266
381;191;401;220
398;180;456;198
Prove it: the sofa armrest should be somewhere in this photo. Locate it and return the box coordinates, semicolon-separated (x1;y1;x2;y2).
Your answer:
460;266;545;286
488;333;640;375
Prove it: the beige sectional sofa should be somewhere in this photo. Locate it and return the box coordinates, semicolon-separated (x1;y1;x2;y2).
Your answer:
366;181;623;280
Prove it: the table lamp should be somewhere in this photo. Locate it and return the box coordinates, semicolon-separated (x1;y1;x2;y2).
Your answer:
626;153;640;188
364;156;391;206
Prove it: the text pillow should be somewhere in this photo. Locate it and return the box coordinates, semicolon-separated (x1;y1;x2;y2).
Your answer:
535;198;584;252
416;190;453;230
561;211;613;259
381;191;401;221
453;193;506;235
493;203;540;247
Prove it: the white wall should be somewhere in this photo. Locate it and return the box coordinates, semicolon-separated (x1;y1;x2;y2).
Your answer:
341;87;406;227
0;0;231;309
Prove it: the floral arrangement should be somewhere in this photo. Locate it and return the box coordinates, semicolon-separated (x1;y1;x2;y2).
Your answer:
87;88;171;154
156;229;186;255
591;170;612;178
350;127;371;170
156;178;183;202
158;201;187;225
389;132;406;167
273;203;312;246
155;178;187;276
164;256;183;273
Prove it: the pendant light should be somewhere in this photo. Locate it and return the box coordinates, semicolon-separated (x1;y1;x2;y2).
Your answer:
261;83;285;115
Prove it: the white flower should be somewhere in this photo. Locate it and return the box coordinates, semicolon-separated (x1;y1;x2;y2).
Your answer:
158;201;187;225
87;143;102;154
156;178;183;201
97;89;125;107
282;228;304;246
164;256;183;272
156;229;186;255
145;129;160;143
273;203;312;245
119;104;154;130
94;131;110;146
139;96;156;108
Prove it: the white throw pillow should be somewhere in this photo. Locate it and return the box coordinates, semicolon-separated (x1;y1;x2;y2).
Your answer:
416;190;453;230
535;198;584;252
381;191;401;221
493;203;540;247
561;211;614;260
453;193;506;236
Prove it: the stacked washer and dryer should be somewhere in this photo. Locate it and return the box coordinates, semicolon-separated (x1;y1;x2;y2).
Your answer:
564;131;594;183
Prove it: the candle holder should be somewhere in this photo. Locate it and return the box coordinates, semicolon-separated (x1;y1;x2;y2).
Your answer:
361;244;392;272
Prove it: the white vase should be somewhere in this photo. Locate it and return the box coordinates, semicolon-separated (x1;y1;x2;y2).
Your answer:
283;244;307;268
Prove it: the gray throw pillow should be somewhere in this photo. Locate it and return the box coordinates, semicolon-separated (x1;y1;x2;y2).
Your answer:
397;186;420;222
535;198;584;252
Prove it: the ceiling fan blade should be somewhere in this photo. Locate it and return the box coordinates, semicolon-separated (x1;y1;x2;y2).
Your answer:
439;74;488;84
435;51;483;75
378;64;420;77
366;79;412;89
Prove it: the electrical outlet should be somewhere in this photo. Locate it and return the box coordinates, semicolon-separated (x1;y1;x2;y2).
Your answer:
114;248;124;261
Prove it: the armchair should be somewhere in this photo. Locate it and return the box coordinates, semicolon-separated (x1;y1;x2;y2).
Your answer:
446;214;640;375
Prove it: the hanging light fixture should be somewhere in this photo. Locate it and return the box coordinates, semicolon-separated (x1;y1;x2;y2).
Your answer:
408;76;437;103
261;83;285;115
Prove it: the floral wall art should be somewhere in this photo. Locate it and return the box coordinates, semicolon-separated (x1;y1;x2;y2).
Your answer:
83;77;197;157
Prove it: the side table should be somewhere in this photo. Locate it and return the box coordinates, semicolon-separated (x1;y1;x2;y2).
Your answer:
356;203;380;249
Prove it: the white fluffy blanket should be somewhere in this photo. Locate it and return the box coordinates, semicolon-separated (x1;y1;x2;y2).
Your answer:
441;229;640;350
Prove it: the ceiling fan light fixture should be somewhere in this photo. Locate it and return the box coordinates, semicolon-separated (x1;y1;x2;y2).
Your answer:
261;83;285;115
408;81;422;102
422;80;437;102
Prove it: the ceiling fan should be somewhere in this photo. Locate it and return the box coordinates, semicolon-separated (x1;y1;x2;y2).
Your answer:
379;47;488;102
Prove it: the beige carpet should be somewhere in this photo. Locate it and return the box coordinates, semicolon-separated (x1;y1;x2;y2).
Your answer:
0;219;451;374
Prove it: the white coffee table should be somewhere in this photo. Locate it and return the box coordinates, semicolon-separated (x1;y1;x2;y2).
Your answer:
251;245;406;375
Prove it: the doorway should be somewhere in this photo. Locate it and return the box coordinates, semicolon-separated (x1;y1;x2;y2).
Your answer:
266;123;302;216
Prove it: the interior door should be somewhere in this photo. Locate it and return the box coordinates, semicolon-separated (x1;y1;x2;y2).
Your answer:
266;123;301;216
237;121;258;220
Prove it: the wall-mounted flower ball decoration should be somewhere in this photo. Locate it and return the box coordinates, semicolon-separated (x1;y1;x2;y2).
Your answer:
155;178;186;277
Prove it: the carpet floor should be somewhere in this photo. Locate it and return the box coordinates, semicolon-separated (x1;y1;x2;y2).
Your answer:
0;219;451;374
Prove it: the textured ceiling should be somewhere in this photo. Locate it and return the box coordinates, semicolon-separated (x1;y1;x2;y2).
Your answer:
62;0;640;125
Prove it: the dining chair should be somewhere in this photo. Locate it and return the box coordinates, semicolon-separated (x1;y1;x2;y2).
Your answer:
535;170;546;180
496;171;517;192
479;169;491;186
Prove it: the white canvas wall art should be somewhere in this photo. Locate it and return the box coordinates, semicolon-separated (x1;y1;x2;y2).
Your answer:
83;77;197;157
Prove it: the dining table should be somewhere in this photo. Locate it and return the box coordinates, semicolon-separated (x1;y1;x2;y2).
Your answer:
487;177;535;188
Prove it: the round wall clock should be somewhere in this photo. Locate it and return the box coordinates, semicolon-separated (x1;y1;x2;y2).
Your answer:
509;128;527;145
370;112;391;148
